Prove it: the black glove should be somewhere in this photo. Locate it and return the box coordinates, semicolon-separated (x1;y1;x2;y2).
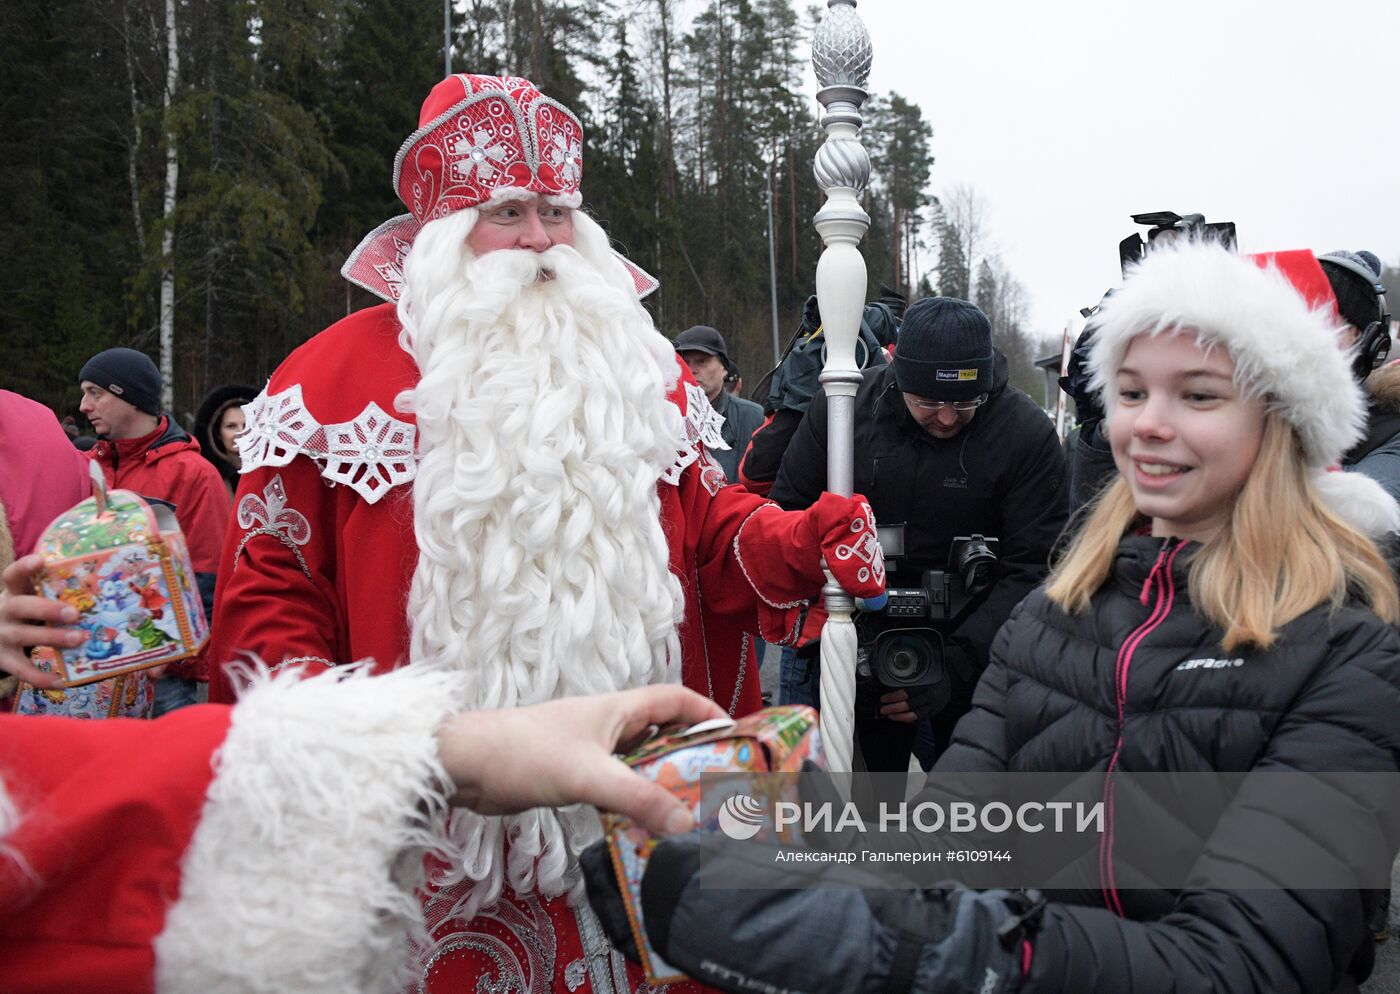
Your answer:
898;682;945;721
857;673;951;722
598;832;1042;994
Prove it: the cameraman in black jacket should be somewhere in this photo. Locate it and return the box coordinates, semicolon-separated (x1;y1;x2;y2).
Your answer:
770;297;1068;771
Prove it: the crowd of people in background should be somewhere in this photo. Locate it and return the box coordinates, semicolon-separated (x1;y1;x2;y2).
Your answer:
1;70;1398;994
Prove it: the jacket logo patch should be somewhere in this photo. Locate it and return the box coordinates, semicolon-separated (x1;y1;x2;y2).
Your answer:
935;368;980;381
943;476;968;489
1174;657;1244;671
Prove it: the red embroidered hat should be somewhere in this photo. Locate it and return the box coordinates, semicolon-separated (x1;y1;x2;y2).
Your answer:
342;73;657;302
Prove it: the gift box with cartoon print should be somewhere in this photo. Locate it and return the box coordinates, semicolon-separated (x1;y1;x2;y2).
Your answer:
28;463;209;687
602;705;825;985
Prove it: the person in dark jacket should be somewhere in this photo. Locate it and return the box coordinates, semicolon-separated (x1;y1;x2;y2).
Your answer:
738;293;898;496
620;242;1400;994
1319;250;1399;504
770;296;1068;772
1058;315;1118;516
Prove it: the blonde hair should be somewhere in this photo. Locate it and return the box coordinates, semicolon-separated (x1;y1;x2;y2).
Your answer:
1047;413;1399;649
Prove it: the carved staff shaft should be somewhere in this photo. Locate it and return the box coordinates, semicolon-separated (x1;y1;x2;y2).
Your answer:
812;0;872;777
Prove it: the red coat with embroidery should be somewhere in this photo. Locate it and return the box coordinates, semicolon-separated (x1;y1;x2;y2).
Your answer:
207;303;825;707
205;303;833;992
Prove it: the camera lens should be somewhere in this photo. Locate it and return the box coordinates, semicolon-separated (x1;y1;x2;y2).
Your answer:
887;643;925;682
876;630;937;685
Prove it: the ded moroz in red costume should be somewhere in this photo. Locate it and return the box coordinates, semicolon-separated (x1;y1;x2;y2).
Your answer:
206;74;885;993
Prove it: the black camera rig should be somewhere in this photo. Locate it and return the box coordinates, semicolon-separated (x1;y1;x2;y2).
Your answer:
1118;211;1237;277
854;526;1000;713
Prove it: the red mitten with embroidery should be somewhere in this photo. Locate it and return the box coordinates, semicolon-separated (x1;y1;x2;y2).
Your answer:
734;493;887;628
805;492;886;598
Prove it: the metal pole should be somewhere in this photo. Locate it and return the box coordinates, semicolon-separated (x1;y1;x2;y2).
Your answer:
766;160;781;366
444;0;452;77
812;0;872;778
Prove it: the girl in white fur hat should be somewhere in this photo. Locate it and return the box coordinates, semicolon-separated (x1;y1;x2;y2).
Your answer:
628;240;1400;994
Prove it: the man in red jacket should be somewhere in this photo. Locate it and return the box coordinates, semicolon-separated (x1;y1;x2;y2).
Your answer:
75;347;229;711
199;73;884;993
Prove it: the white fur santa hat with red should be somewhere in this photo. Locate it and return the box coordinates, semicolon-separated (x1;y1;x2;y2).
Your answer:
1088;238;1400;538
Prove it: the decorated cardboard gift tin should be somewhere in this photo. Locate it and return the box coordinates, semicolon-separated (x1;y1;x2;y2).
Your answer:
603;704;825;986
29;462;209;687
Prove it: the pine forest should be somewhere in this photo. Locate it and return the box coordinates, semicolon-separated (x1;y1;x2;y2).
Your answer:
0;0;1052;419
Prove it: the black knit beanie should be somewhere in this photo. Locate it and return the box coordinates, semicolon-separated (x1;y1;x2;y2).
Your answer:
892;297;994;400
78;348;163;415
1318;250;1384;333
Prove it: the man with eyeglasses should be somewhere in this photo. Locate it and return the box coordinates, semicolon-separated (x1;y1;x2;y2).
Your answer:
770;296;1068;772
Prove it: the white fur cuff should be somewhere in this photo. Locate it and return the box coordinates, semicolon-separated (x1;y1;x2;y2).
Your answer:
1315;469;1400;540
155;664;463;994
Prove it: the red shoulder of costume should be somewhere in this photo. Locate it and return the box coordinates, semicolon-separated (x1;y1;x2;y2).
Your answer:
265;303;418;423
666;354;695;411
236;304;419;505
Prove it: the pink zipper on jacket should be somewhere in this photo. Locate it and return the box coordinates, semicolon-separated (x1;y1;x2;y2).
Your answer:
1099;539;1185;916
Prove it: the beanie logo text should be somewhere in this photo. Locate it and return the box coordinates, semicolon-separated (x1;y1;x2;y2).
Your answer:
936;368;980;382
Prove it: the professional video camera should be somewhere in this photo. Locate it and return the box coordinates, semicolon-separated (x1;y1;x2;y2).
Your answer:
1118;211;1237;276
853;526;1000;716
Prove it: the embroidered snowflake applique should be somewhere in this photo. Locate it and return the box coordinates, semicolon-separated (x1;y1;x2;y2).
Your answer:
373;235;413;301
320;401;416;504
683;383;728;451
447;127;509;185
238;384;318;470
548;133;582;186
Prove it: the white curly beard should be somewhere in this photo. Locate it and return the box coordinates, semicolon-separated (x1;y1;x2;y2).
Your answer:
395;208;685;920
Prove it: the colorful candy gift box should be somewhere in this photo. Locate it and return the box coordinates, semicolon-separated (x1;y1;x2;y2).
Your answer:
602;704;824;985
29;463;209;689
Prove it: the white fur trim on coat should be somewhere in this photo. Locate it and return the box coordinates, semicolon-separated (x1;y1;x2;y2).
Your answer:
1090;240;1367;468
1316;470;1400;540
0;774;19;873
154;664;463;994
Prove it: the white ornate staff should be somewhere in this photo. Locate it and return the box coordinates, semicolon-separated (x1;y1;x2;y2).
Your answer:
812;0;873;776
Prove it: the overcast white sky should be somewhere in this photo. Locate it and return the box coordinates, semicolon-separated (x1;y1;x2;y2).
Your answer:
776;0;1400;338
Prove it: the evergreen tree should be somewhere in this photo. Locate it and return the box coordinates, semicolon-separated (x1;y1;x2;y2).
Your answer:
2;0;1011;416
319;0;441;311
0;0;140;412
867;93;934;298
934;209;970;299
587;16;666;286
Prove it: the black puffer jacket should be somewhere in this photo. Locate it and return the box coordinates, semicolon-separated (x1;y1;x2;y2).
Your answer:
935;534;1400;993
770;354;1068;670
